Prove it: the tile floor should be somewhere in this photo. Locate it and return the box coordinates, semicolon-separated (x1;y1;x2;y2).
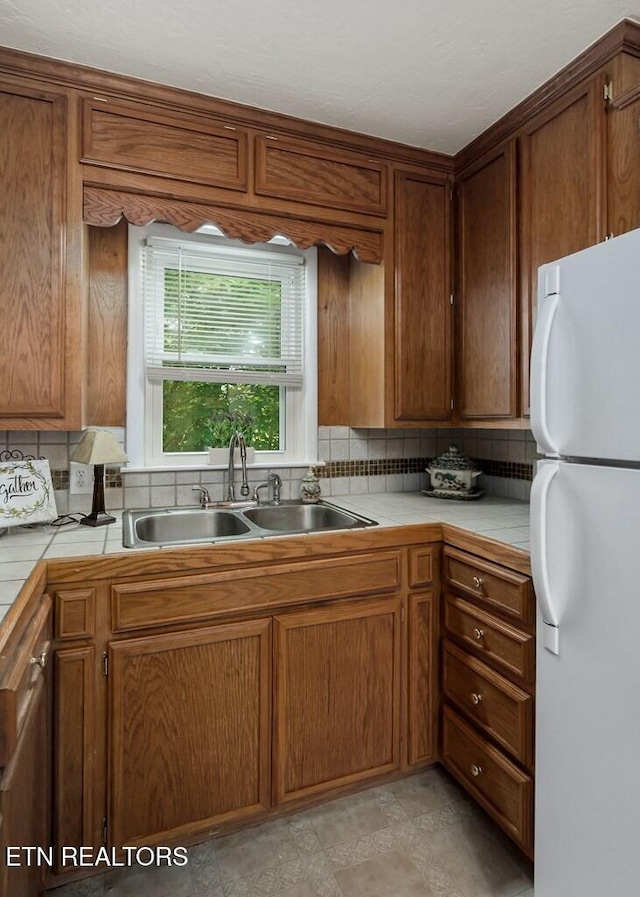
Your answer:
50;767;534;897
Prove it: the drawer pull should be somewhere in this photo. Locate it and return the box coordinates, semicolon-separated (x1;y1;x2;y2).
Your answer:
472;576;484;589
470;692;483;705
29;651;48;670
473;627;484;640
470;763;483;777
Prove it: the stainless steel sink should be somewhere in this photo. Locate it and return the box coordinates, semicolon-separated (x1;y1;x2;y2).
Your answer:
125;509;251;547
123;500;376;548
243;503;366;533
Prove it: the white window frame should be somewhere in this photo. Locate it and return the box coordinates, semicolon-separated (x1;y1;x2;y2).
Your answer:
126;223;318;470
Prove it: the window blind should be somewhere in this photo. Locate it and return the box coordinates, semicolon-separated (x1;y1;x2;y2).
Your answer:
143;237;305;386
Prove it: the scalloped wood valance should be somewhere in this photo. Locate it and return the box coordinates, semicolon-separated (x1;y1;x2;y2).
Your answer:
83;187;384;264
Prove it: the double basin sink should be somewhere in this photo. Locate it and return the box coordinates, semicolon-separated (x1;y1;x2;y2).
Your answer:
123;500;377;548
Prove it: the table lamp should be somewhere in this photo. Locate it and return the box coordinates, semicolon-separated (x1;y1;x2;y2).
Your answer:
69;429;128;526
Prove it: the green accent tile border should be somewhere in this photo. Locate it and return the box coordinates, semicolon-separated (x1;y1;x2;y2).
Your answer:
51;470;122;490
315;457;533;482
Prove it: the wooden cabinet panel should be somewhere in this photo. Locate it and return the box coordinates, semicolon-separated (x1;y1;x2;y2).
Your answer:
607;55;640;236
112;551;401;632
85;222;128;426
53;646;96;867
407;592;438;766
82;97;248;190
0;595;51;767
255;135;387;215
54;588;96;640
394;171;452;421
443;546;534;627
442;706;533;857
274;598;401;803
445;593;535;685
0;676;49;897
317;248;351;425
0;82;71;422
519;79;605;414
408;546;437;588
457;141;518;419
108;619;271;846
443;640;533;767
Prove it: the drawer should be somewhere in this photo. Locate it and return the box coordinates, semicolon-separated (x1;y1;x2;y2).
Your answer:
443;640;533;767
82;97;248;190
255;135;388;216
0;595;52;767
442;705;533;856
112;551;402;631
443;547;534;626
445;593;535;686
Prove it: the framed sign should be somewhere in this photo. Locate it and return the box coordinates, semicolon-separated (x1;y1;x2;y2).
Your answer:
0;458;57;528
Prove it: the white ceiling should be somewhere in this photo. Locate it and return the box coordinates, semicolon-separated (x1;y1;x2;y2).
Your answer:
1;0;639;153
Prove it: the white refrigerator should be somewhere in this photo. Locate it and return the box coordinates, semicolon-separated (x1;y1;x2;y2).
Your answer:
530;227;640;896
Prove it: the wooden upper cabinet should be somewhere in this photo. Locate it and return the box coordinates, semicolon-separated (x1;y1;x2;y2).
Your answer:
0;80;80;426
82;96;248;190
519;78;606;415
606;53;640;236
255;134;388;215
394;171;452;421
457;141;518;420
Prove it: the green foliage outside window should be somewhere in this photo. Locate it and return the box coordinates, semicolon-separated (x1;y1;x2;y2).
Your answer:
162;381;281;453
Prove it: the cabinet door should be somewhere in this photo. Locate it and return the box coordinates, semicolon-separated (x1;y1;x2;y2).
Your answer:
108;619;271;847
457;142;518;419
394;171;452;421
519;78;605;415
255;135;387;216
274;598;401;805
0;80;78;426
407;592;438;766
82;97;248;191
53;646;98;870
0;667;50;897
607;55;640;236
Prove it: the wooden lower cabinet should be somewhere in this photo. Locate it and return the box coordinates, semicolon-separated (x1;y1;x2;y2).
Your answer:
273;598;402;804
0;677;49;897
108;619;272;847
0;595;52;897
45;538;444;874
442;545;535;858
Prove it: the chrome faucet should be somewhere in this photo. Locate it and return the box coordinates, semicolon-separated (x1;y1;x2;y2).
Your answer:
226;431;250;501
253;472;282;505
192;486;212;508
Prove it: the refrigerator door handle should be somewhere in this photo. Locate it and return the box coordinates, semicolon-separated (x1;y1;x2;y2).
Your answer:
531;290;560;456
531;460;560;655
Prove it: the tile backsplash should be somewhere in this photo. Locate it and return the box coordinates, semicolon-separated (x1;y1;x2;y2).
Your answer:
0;426;540;513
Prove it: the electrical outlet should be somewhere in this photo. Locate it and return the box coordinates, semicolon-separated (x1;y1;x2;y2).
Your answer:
69;461;93;494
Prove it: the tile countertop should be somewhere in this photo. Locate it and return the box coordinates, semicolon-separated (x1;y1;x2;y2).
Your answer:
0;493;530;623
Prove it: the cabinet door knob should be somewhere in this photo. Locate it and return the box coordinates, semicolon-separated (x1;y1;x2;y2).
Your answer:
30;651;48;669
472;576;483;589
471;764;483;777
473;628;484;640
470;692;483;705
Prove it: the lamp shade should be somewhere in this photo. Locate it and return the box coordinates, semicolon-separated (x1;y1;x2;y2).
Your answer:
69;429;128;466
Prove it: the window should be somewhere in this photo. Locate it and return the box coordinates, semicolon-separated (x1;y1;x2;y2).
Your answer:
127;224;317;468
